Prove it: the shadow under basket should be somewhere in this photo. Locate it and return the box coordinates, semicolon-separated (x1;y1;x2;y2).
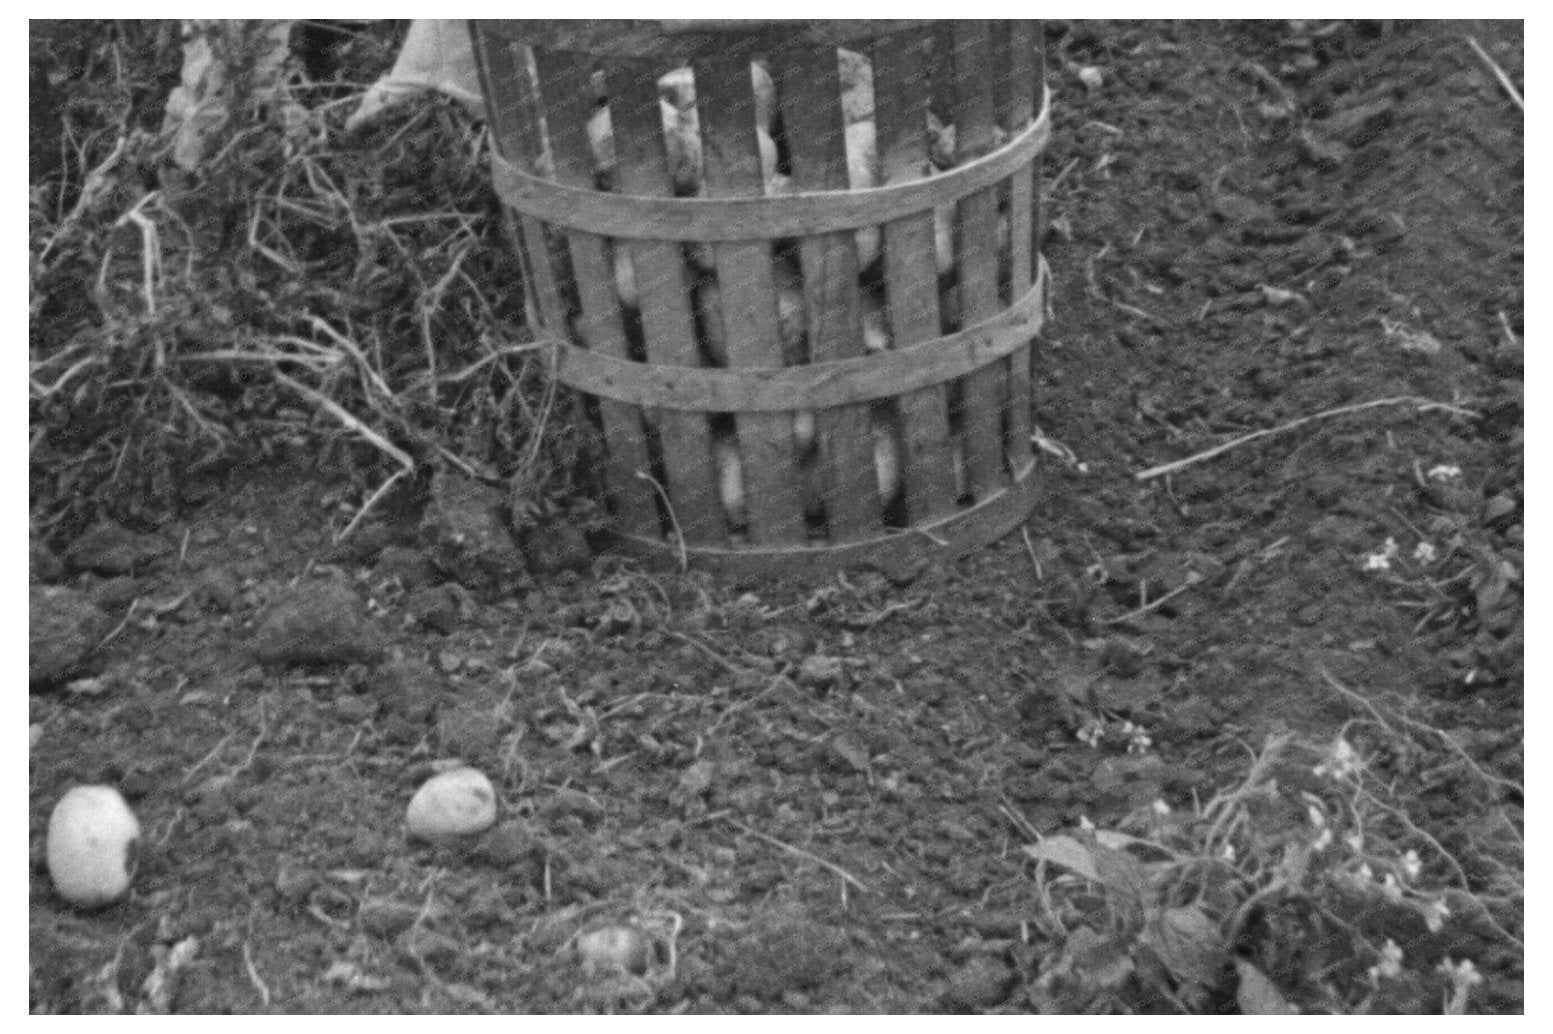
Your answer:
472;20;1051;578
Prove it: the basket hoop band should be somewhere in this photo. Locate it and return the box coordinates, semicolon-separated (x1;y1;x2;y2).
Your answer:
491;87;1051;242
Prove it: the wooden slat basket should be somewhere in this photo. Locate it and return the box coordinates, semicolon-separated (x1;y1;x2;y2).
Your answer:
471;20;1051;577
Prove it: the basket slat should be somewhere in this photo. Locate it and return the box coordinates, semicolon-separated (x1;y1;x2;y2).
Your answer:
534;49;661;538
998;23;1038;468
776;46;882;540
949;23;1010;501
609;60;727;546
696;54;808;545
473;35;566;328
871;30;956;523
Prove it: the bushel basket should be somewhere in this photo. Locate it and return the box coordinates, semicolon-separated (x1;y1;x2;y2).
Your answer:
471;20;1051;577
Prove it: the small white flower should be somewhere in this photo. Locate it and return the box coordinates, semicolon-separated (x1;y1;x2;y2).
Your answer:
1437;956;1482;1015
1437;957;1482;988
1381;873;1403;903
1315;738;1363;782
1362;538;1399;571
1368;939;1404;983
1079;815;1095;831
1401;849;1422;880
1151;799;1171;817
1413;541;1438;564
1357;862;1374;882
1312;827;1333;852
1423;897;1451;933
1221;842;1237;862
1346;832;1365;854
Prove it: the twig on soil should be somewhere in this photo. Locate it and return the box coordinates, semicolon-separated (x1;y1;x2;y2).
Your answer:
1042;156;1082;199
1135;396;1481;481
182;733;235;784
334;467;409;546
667;631;743;676
725;817;872;894
242;942;272;1007
1021;525;1043;580
1110;297;1167;325
233;699;271;775
94;599;142;650
1102;573;1202;626
913;526;950;547
1465;36;1523;112
998;800;1042;842
1496;311;1519;349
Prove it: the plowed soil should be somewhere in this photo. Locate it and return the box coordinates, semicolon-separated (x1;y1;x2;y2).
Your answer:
30;19;1522;1014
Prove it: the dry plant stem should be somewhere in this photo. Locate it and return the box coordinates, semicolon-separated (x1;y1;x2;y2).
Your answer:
914;526;950;547
117;191;164;323
39;131;128;265
433;342;550;385
725;818;872;894
305;315;395;402
31;356;103;399
998;799;1042;842
1102;574;1200;625
1202;733;1292;849
417;237;474;380
635;470;688;573
273;370;415;471
435;445;496;483
1318;669;1523;800
181;732;235;785
1043;156;1081;198
241;942;271;1007
1496;311;1518;348
516;346;560;488
1464;36;1524;111
335;467;408;545
94;599;143;651
1362;794;1523;949
1021;524;1043;579
1135;397;1481;481
666;631;743;676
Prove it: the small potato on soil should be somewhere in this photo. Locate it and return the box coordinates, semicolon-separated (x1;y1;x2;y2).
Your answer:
405;767;497;841
46;785;140;908
575;923;655;977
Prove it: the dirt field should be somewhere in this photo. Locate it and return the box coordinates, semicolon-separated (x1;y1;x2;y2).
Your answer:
30;20;1522;1013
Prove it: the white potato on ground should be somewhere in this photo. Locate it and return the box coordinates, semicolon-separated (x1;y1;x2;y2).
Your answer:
576;923;655;976
46;785;140;908
406;767;497;841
